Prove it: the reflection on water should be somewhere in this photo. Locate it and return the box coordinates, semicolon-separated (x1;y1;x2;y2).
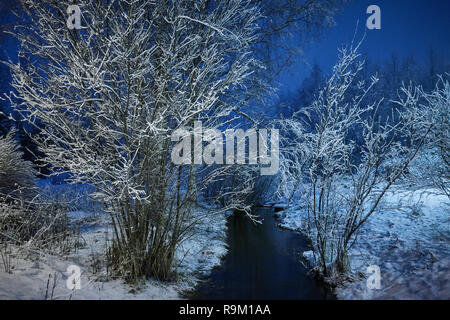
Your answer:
188;207;335;300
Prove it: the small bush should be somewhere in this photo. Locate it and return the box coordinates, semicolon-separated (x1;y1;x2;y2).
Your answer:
0;198;73;254
0;132;74;254
0;130;36;200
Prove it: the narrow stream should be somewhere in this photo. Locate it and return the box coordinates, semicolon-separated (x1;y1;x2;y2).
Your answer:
189;207;335;300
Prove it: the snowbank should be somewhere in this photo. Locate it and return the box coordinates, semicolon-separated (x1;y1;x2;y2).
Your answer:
174;206;229;291
0;223;180;300
276;187;450;299
0;184;229;300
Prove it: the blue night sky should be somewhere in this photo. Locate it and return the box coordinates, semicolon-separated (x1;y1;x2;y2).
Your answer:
279;0;450;96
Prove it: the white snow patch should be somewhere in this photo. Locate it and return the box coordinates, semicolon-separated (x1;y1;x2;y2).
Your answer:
0;226;179;300
174;206;229;291
277;187;450;299
0;184;230;299
302;250;315;267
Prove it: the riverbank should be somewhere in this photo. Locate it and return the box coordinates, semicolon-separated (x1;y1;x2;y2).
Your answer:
273;187;450;299
0;207;228;299
0;181;229;299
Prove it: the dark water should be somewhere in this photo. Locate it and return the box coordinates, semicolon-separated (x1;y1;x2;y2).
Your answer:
188;207;334;300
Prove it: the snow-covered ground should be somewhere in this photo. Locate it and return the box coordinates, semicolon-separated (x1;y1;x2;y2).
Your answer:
173;205;229;292
275;187;450;299
0;182;229;300
3;180;448;300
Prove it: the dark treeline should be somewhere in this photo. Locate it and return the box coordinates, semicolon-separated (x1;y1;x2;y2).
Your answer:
278;51;450;119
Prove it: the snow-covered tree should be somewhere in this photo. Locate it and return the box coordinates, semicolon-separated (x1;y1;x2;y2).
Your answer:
277;43;435;281
8;0;266;282
0;129;35;200
396;76;450;200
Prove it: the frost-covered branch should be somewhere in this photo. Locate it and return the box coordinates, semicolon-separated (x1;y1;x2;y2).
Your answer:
8;0;267;282
276;44;436;281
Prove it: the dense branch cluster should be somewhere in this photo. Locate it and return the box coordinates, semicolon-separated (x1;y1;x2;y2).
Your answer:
277;44;445;280
9;0;267;281
0;129;35;200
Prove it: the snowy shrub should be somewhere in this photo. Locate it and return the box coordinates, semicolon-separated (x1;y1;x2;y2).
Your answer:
0;130;36;200
277;43;434;282
0;132;73;253
10;0;266;282
397;77;450;199
0;198;72;253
